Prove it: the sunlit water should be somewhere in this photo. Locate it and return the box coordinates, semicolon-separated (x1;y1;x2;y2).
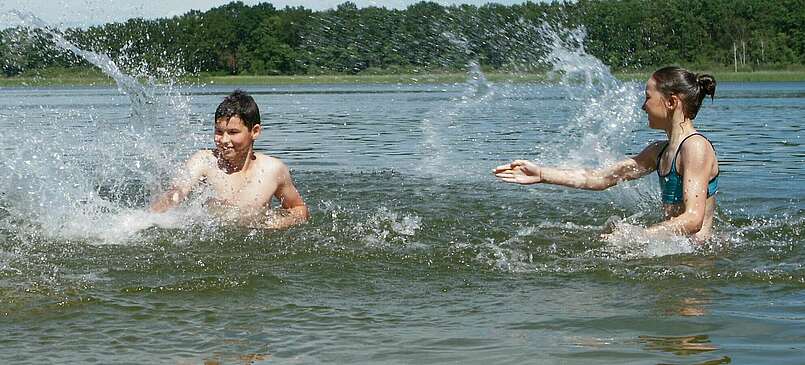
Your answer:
1;79;802;364
1;16;804;365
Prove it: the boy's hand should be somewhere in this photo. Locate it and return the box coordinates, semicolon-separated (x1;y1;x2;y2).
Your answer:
252;206;309;230
493;160;543;184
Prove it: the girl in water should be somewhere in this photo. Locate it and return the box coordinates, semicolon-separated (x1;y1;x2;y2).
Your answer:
494;66;719;241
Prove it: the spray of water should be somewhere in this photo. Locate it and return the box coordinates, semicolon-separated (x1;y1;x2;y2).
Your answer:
426;22;652;195
0;11;797;286
11;11;155;117
533;26;643;172
417;31;495;178
0;11;203;243
437;21;689;264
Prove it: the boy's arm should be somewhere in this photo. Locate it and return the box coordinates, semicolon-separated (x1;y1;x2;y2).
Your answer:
494;141;663;190
265;163;309;229
149;151;209;213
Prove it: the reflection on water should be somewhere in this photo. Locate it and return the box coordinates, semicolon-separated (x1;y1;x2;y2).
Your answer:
671;296;710;317
639;335;728;364
198;352;271;365
655;256;718;317
639;334;720;354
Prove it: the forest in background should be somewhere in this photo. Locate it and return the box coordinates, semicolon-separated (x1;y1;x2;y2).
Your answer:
1;0;803;78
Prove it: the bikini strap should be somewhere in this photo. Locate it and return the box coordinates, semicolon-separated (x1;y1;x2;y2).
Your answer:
699;134;716;153
671;133;702;163
656;141;670;170
671;133;718;172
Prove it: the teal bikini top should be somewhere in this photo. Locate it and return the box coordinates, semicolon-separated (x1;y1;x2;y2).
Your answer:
657;133;719;205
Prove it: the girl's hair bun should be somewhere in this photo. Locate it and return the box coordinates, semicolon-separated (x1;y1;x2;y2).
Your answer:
653;66;716;119
696;73;717;98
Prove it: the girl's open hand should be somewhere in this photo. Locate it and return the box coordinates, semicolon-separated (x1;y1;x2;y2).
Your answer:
493;159;543;184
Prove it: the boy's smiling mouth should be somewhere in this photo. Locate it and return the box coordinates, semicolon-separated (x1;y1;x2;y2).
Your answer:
216;147;237;159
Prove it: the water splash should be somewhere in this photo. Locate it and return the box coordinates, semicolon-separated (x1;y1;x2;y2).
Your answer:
540;25;620;90
466;60;491;97
11;11;156;118
598;222;695;259
360;207;422;248
0;11;203;243
531;25;642;165
426;22;650;204
417;32;495;177
429;21;667;265
545;25;654;210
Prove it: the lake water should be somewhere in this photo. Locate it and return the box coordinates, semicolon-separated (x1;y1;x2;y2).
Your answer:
0;79;803;364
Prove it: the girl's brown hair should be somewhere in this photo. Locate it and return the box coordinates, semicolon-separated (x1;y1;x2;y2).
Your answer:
652;66;716;120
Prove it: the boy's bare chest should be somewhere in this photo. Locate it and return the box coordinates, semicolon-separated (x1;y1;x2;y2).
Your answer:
204;168;278;208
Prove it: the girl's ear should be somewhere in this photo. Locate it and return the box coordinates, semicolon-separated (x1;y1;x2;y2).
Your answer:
665;94;679;110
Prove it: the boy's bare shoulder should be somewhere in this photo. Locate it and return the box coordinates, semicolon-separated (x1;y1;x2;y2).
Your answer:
253;152;291;176
188;149;215;160
187;149;217;169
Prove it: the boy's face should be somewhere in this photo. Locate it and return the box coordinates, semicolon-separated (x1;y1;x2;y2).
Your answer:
214;115;261;161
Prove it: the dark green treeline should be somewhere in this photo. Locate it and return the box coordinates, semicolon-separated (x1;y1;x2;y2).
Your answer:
1;0;803;77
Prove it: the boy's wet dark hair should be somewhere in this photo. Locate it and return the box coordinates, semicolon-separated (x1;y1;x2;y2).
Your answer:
215;90;261;128
652;66;716;120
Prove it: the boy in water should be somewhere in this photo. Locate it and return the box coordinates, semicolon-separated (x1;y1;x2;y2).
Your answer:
150;90;309;228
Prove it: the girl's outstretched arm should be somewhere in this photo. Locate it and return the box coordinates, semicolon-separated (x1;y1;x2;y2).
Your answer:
494;141;664;190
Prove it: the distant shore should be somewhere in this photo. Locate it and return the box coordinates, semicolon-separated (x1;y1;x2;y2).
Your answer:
2;70;805;87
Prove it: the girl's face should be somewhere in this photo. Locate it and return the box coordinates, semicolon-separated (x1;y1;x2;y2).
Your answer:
642;78;670;130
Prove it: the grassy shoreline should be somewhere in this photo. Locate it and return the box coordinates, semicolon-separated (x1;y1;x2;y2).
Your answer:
2;70;805;87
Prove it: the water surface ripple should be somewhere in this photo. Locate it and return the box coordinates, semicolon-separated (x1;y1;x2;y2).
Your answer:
1;82;803;364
